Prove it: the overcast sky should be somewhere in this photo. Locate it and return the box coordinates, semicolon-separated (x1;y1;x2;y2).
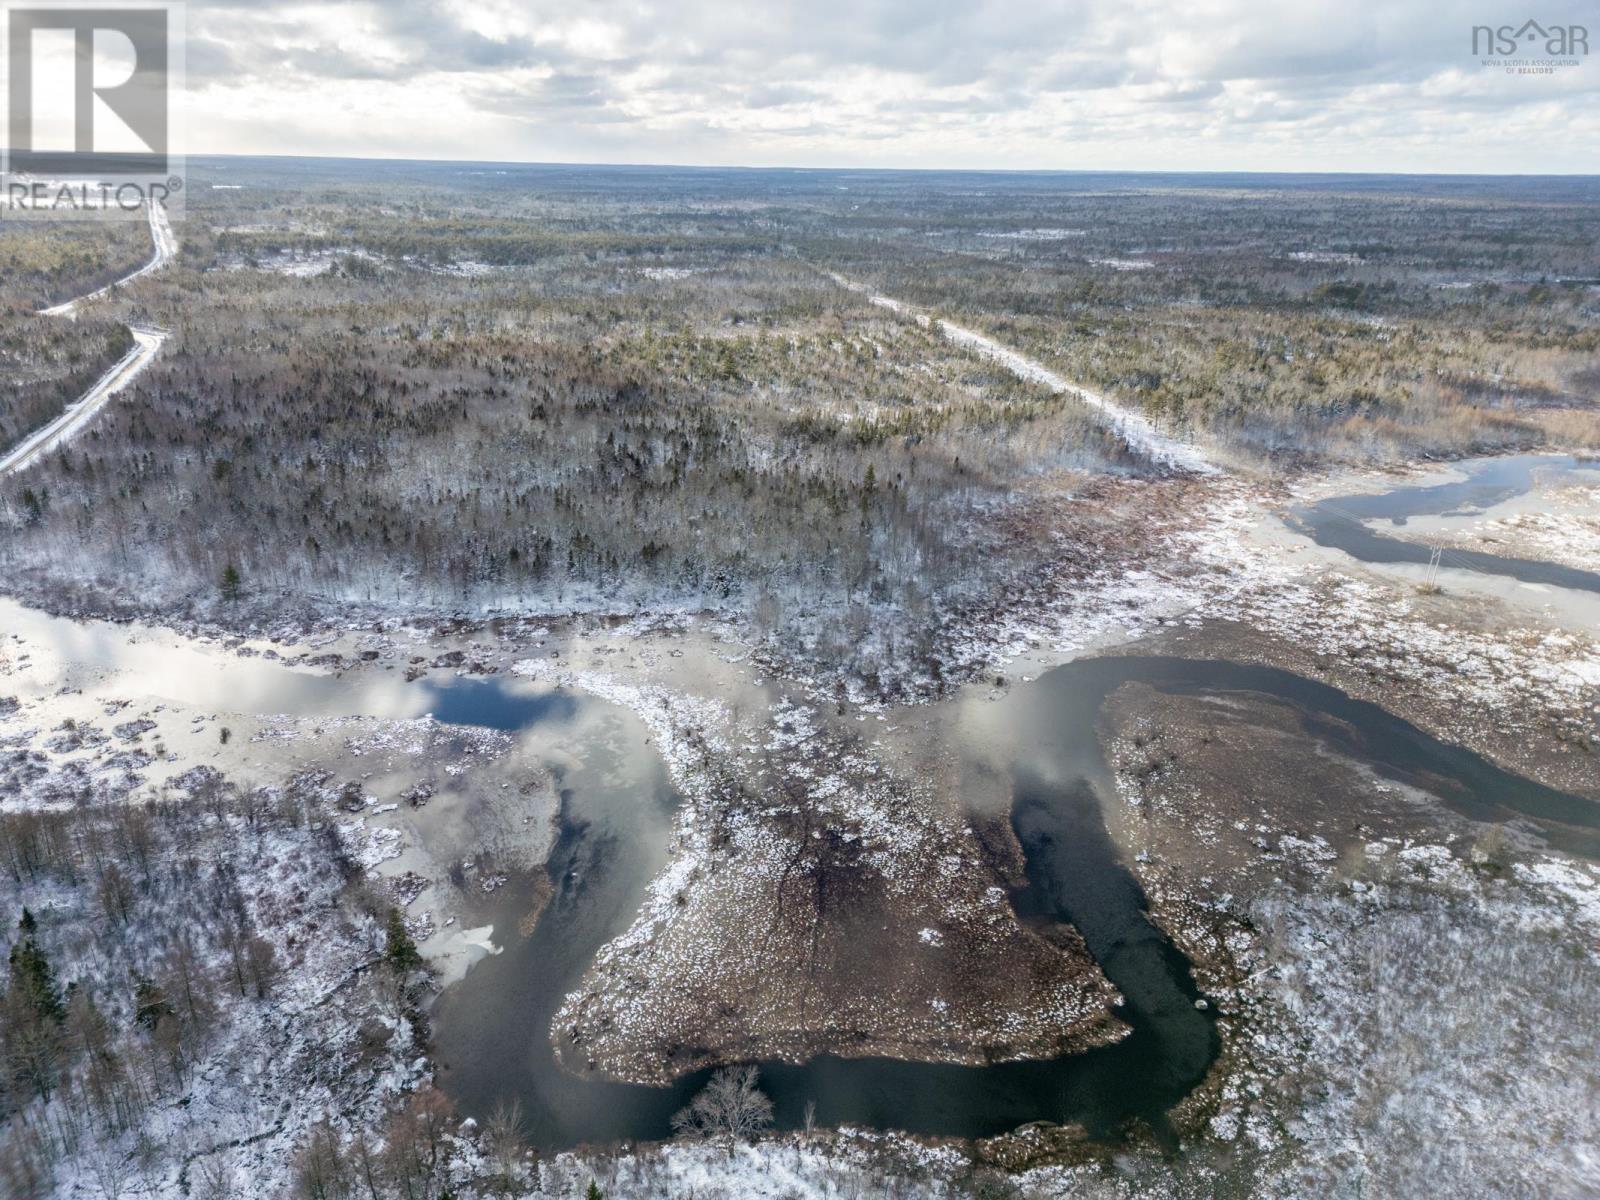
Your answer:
169;0;1599;171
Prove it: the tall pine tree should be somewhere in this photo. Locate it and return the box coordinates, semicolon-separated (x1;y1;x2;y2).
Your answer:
384;909;423;975
9;909;65;1025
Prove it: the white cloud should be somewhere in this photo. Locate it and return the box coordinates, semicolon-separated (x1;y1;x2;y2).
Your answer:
174;0;1600;170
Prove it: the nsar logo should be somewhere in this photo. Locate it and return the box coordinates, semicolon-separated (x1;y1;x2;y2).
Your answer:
1472;18;1589;74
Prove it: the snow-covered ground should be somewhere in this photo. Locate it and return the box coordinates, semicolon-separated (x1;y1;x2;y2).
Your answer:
1393;480;1600;574
1088;257;1154;272
1288;250;1363;265
1235;845;1600;1199
1179;483;1600;735
216;247;501;278
0;749;430;1199
216;246;382;276
975;228;1087;240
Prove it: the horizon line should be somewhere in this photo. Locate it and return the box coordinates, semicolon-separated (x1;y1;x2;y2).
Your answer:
174;151;1600;180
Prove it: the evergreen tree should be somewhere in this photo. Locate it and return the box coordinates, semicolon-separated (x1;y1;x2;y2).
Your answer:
220;563;244;603
4;912;67;1100
133;973;174;1030
587;1182;603;1200
8;912;65;1025
384;909;423;975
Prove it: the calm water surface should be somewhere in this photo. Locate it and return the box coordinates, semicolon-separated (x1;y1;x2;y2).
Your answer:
432;655;1600;1150
7;516;1597;1154
1288;453;1600;593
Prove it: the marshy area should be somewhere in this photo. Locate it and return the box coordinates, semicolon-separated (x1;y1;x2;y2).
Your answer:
2;162;1598;1199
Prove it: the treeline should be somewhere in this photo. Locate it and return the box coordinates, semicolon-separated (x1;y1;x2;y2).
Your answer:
5;170;1594;683
174;175;1598;476
1;231;1135;691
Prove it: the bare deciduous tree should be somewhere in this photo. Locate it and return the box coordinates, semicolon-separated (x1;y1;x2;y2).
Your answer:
292;1120;351;1200
243;934;279;999
671;1065;774;1140
484;1098;530;1195
0;1125;52;1200
381;1084;456;1200
192;1150;235;1200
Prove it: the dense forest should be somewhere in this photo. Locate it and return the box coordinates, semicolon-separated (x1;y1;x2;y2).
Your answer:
1;164;1596;668
0;312;131;457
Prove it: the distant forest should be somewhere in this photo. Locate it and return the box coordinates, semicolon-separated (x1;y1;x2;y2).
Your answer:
2;164;1596;680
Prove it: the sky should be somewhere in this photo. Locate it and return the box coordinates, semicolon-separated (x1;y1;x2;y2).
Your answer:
26;0;1600;172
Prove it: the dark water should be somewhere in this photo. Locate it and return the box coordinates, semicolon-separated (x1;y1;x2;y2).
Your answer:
430;654;1600;1152
418;675;578;730
430;699;1219;1150
432;660;1218;1152
10;581;1589;1147
1287;453;1600;593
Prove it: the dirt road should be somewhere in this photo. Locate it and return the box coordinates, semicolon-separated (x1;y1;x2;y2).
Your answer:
1;203;175;475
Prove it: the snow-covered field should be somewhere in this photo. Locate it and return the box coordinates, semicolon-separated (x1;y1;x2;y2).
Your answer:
975;228;1087;240
216;247;501;278
1233;847;1600;1199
